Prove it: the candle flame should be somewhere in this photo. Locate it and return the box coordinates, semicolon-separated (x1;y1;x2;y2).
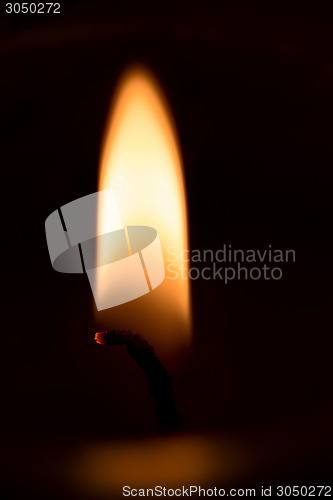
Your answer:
96;66;191;355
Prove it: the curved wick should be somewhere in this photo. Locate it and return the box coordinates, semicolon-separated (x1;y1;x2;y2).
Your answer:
95;330;178;432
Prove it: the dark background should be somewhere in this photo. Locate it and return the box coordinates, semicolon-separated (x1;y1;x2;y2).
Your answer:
0;0;332;498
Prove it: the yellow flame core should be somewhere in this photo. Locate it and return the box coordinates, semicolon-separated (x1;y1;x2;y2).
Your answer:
97;67;191;355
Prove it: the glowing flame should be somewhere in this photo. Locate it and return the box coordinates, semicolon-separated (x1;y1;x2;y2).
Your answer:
97;66;191;355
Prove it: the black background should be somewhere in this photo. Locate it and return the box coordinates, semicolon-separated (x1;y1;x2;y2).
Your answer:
0;1;332;498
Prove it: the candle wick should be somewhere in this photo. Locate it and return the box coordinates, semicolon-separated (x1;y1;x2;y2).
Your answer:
95;330;178;432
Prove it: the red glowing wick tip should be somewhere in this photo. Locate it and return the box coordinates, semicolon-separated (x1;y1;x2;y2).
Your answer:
95;331;108;345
